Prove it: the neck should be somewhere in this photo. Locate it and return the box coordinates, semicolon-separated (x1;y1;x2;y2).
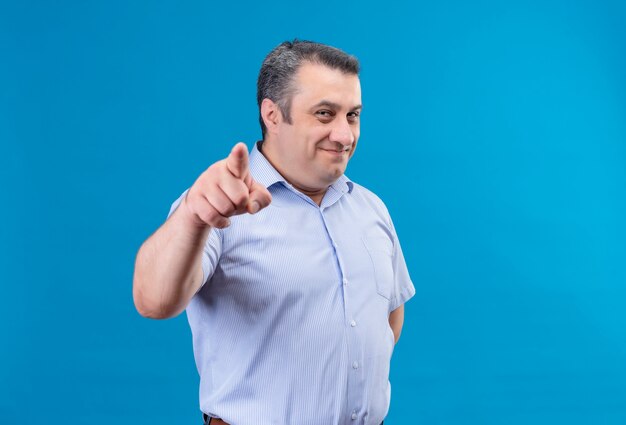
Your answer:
291;185;326;206
259;140;327;206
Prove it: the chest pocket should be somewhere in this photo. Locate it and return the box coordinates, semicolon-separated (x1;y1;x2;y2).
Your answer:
362;235;395;301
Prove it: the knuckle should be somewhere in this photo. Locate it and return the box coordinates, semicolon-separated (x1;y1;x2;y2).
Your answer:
232;191;249;209
214;217;230;229
196;208;215;226
261;192;272;206
209;193;235;218
184;193;203;216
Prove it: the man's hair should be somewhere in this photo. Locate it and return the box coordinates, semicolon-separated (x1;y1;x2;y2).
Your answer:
257;39;360;137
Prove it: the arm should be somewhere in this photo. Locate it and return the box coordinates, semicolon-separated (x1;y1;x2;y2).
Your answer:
132;143;271;319
389;304;404;344
132;201;211;319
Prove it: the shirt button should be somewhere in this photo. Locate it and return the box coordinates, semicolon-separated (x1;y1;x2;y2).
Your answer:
343;278;348;285
351;412;358;420
350;320;356;327
352;361;359;369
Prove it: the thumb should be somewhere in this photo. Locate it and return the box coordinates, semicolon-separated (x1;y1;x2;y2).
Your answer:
247;180;272;214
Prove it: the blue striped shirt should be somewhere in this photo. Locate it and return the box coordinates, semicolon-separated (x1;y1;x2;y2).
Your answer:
169;142;415;425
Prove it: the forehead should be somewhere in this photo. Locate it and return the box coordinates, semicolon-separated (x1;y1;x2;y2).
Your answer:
291;62;361;108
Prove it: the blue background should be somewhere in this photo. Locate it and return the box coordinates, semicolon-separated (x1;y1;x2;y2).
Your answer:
2;0;625;424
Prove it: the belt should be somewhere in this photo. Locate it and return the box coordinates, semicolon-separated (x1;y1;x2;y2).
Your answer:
203;414;228;425
203;414;383;425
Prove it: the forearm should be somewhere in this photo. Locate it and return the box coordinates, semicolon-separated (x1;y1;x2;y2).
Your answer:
133;143;272;319
133;200;211;319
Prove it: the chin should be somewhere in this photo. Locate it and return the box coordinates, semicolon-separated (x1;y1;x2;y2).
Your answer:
312;165;347;186
326;168;345;182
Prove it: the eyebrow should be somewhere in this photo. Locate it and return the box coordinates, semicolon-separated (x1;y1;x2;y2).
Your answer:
311;100;362;111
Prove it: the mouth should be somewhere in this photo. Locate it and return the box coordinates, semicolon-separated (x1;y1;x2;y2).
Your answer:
319;147;351;156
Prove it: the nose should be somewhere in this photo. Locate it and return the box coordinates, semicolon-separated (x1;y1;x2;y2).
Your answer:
328;118;355;148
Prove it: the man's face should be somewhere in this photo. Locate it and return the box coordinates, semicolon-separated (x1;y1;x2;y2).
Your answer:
264;62;362;193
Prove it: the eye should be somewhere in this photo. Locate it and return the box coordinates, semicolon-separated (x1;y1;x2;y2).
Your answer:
347;111;360;122
315;110;334;122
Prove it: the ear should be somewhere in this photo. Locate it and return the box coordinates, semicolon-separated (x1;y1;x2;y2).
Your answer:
261;98;281;135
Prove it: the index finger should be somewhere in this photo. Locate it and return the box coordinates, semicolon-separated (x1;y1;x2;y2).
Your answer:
226;142;249;180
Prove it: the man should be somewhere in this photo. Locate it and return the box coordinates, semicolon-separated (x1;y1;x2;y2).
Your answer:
133;40;415;425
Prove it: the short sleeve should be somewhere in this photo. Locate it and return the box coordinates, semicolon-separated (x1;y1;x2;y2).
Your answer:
388;216;416;312
167;189;223;290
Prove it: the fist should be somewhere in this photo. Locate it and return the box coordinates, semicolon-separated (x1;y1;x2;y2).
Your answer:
183;143;272;228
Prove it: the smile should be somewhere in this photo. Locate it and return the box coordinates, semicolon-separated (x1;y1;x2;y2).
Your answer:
319;148;349;155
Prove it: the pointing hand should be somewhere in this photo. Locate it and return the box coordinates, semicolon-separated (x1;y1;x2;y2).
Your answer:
183;143;272;228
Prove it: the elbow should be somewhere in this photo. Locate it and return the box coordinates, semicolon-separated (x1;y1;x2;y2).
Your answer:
133;274;179;320
133;290;180;320
133;285;168;319
132;247;189;320
134;299;166;320
133;251;177;320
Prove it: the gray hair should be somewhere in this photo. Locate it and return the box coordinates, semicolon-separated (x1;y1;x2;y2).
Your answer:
256;39;360;137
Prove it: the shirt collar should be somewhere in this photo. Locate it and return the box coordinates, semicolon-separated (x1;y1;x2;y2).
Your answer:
249;141;287;189
249;141;354;194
